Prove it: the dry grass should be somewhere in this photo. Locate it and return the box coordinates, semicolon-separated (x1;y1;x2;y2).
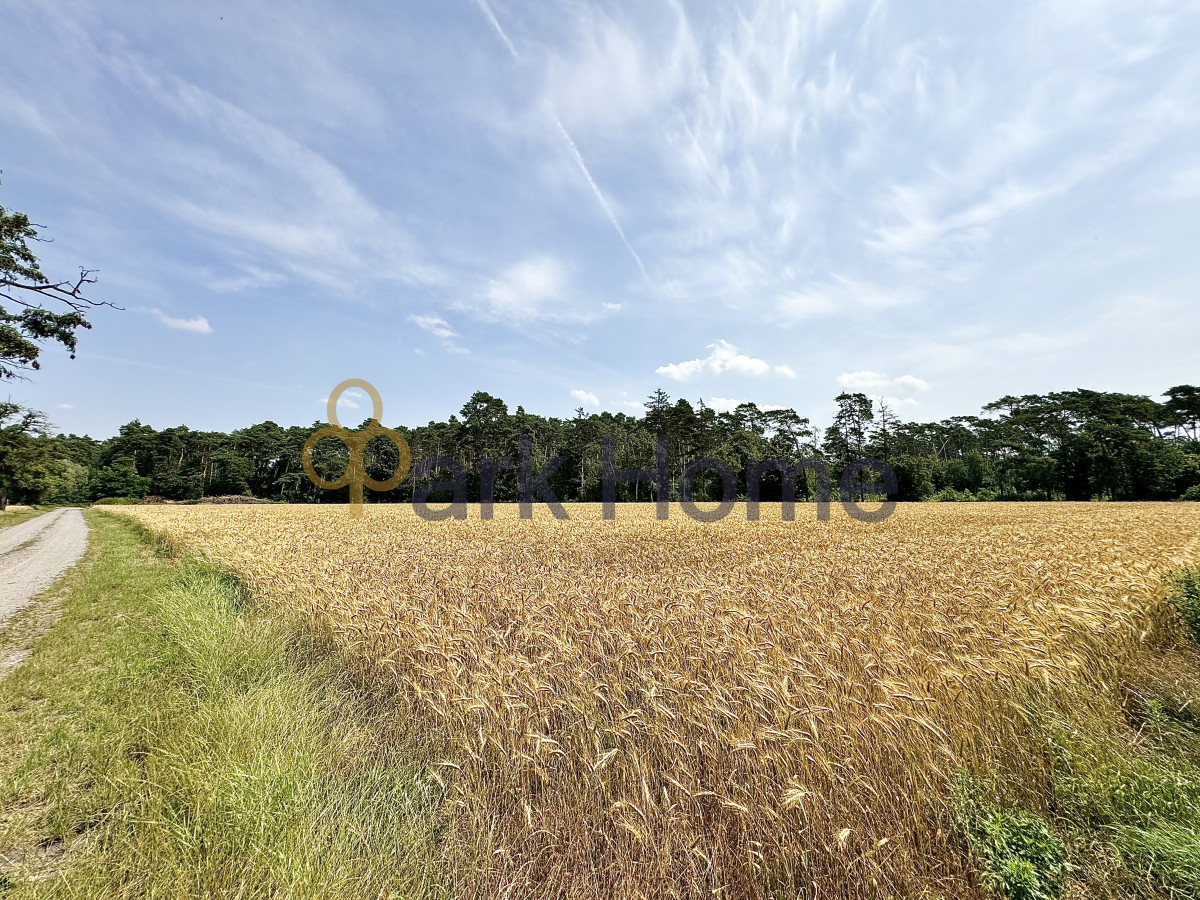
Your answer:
110;502;1200;899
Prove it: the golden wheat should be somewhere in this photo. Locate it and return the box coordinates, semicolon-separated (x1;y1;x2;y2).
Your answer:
112;502;1200;899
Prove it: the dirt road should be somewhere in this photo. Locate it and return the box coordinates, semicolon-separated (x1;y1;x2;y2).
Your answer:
0;509;89;627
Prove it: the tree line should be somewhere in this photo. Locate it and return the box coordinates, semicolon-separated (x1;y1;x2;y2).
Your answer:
2;385;1199;508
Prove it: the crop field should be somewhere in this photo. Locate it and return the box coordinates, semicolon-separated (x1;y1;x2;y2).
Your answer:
112;503;1200;899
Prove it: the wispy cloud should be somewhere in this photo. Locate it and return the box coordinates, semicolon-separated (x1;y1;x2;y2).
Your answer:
777;278;911;323
109;57;444;294
408;314;458;340
208;266;285;293
318;390;364;410
147;307;213;334
409;313;468;354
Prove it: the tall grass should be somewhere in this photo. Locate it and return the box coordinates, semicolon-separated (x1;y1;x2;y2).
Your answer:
0;513;447;898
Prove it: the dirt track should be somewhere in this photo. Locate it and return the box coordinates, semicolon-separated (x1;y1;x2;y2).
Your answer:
0;509;88;627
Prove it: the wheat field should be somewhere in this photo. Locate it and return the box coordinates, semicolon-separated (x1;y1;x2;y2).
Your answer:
112;502;1200;899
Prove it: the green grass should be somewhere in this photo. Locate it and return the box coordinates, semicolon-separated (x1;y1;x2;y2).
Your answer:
0;508;45;530
1168;568;1200;639
0;512;448;898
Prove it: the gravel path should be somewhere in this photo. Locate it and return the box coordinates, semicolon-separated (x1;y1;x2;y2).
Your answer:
0;509;89;627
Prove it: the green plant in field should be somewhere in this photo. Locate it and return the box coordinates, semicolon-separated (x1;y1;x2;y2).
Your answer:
1039;702;1200;899
954;774;1066;900
1168;568;1200;638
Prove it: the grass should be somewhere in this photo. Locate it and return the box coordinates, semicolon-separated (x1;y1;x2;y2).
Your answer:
0;508;45;530
1167;568;1200;637
0;511;448;898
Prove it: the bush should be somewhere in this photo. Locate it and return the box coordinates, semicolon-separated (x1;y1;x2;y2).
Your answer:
998;491;1049;502
932;488;977;502
972;812;1066;900
92;497;141;505
87;463;151;501
1180;485;1200;501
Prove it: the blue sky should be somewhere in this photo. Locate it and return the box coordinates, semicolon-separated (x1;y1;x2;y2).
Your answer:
3;0;1199;438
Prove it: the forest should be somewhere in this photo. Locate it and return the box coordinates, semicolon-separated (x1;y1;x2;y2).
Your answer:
2;385;1199;507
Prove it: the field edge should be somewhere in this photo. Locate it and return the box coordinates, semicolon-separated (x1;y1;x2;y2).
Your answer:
0;510;450;898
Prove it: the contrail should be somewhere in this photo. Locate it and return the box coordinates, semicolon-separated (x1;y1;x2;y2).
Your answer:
470;0;518;60
549;113;649;280
469;0;650;282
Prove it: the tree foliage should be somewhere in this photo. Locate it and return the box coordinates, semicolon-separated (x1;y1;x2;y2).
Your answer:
1;201;111;380
7;384;1198;507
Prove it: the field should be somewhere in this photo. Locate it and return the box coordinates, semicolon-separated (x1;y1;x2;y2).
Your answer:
111;502;1200;899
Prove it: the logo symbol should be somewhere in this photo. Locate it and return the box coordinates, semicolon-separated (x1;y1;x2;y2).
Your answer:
303;379;411;515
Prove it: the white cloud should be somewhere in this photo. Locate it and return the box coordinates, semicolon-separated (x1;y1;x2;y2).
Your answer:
570;389;600;407
149;308;213;334
706;397;742;414
838;371;890;391
409;314;469;354
318;390;363;410
480;255;568;320
408;314;458;340
837;371;930;395
657;340;794;381
57;403;74;410
892;374;931;393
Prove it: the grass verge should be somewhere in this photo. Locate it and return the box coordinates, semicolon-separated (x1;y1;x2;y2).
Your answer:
953;571;1200;899
0;509;45;530
0;511;448;898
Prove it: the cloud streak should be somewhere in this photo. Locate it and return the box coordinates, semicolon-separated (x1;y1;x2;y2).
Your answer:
148;308;213;334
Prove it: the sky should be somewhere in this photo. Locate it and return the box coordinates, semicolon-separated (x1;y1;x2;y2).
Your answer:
3;0;1199;438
